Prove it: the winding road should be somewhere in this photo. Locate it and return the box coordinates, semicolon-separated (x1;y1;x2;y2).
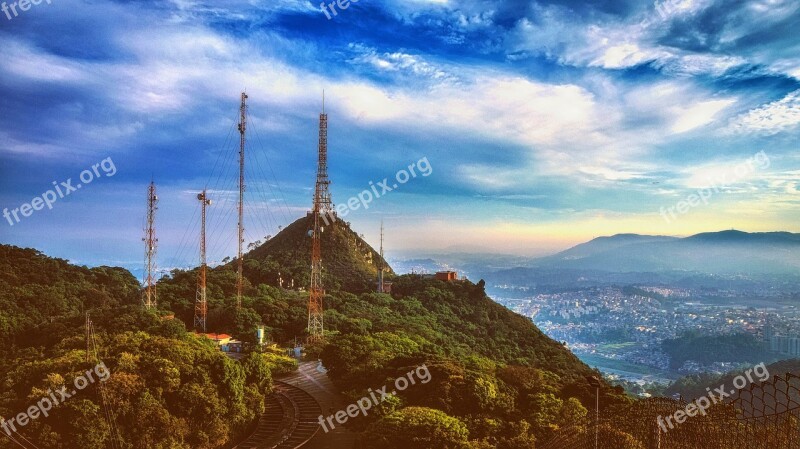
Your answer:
233;361;357;449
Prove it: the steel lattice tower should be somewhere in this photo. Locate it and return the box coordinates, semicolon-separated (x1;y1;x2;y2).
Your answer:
377;220;384;293
237;92;248;309
195;190;211;332
142;181;158;309
308;98;331;342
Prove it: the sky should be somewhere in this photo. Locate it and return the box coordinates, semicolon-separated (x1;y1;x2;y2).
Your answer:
0;0;798;272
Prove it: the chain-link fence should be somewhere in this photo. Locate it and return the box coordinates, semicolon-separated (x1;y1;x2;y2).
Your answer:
540;374;800;449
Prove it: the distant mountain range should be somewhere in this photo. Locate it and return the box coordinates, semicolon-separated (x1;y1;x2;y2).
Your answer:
534;230;800;275
394;231;800;293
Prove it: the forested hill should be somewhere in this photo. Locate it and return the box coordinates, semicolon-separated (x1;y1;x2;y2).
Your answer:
1;243;628;448
243;214;392;293
0;245;277;449
317;275;627;447
0;245;140;343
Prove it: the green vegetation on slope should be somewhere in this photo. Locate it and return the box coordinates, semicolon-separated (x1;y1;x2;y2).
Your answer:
662;331;771;369
244;215;392;293
663;359;800;400
1;223;626;449
0;246;274;449
318;276;627;447
0;245;140;347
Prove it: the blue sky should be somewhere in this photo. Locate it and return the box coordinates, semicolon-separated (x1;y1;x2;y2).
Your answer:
0;0;798;272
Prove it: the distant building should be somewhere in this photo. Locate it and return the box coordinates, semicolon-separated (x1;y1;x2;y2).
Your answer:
197;333;231;345
435;271;458;281
195;332;245;353
771;335;800;356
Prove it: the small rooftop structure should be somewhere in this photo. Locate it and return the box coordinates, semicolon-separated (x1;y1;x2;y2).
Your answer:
435;271;458;282
197;333;232;346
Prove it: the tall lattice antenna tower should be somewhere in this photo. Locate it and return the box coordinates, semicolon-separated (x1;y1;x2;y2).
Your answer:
315;93;332;211
142;181;158;309
377;220;385;293
195;190;212;332
237;92;248;309
308;95;331;342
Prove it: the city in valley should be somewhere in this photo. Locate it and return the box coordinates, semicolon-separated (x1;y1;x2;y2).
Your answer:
495;285;798;387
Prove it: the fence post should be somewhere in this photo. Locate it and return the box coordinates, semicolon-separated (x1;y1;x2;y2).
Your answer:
653;417;661;449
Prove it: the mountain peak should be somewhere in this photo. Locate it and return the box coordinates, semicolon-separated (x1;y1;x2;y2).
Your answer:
243;214;392;293
535;229;800;274
687;229;749;241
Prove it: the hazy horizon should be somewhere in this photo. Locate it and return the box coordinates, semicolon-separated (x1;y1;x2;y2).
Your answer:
1;0;798;268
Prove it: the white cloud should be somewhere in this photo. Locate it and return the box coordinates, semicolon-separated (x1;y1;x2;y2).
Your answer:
348;44;458;83
652;0;713;22
0;39;90;83
592;43;653;69
727;90;800;136
506;1;751;79
671;99;737;133
0;0;789;199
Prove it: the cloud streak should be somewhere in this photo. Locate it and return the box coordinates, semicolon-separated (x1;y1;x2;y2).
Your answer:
0;0;798;262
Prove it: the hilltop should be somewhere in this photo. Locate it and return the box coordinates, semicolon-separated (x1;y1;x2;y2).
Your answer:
185;211;632;445
243;214;393;293
0;231;626;447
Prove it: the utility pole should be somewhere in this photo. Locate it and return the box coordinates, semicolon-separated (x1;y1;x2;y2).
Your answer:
142;181;158;309
85;313;91;363
587;375;601;449
237;92;248;309
195;190;212;333
308;94;331;343
595;385;599;449
377;220;384;293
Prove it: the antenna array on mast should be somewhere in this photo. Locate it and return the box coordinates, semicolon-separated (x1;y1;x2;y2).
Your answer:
143;181;158;309
195;190;212;332
237;92;248;309
378;220;385;293
308;95;330;343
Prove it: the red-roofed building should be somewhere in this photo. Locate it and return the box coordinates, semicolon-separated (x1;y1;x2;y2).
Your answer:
197;333;232;346
435;271;458;281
